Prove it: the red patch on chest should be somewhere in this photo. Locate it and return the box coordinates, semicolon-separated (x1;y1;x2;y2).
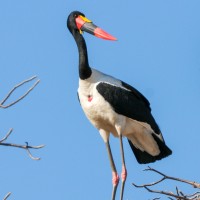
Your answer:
88;95;93;102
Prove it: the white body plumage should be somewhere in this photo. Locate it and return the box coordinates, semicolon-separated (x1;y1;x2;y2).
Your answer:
78;68;161;156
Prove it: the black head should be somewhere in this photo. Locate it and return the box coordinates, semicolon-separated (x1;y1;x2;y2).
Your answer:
67;11;117;41
67;11;85;33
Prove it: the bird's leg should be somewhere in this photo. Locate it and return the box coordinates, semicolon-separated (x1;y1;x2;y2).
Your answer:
119;134;127;200
105;140;119;200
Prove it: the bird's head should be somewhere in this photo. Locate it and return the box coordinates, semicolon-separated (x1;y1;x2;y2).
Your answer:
67;11;117;41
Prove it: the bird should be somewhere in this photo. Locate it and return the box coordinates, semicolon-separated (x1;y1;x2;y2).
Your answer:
67;11;172;200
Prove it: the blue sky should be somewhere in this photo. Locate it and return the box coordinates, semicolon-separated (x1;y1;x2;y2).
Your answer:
0;0;200;199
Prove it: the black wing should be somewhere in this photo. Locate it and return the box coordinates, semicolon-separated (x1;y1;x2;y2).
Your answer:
121;81;150;110
96;81;160;134
96;81;172;164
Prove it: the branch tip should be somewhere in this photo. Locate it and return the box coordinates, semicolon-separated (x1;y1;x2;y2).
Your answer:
0;129;44;160
133;167;200;200
0;76;40;109
3;192;11;200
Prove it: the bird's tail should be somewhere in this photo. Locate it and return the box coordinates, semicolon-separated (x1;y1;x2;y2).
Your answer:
128;134;172;164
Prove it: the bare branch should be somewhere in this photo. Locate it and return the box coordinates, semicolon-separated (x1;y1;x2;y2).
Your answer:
3;192;11;200
132;176;166;188
144;186;190;200
133;167;200;200
146;186;200;200
0;76;42;198
0;128;13;143
186;192;200;198
168;197;175;200
0;129;45;160
25;142;45;160
0;76;40;109
145;166;200;189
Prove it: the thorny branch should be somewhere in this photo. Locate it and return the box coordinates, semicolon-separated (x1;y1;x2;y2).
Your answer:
132;166;200;200
0;128;45;160
0;76;40;108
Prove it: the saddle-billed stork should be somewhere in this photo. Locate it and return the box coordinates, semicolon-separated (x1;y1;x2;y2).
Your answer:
67;11;172;200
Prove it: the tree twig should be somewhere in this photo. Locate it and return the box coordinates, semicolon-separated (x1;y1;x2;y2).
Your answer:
0;76;40;109
145;166;200;189
132;166;200;200
0;129;45;160
3;192;11;200
144;186;190;200
0;128;13;143
132;176;166;188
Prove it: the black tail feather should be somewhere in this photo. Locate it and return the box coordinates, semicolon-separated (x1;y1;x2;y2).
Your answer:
128;135;172;164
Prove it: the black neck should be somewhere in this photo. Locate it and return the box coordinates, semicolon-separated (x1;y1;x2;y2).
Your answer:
72;30;92;79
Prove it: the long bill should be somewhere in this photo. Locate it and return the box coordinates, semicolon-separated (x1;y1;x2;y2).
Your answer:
75;15;117;41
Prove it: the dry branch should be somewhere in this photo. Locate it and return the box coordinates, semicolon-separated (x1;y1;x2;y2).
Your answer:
1;76;43;199
132;166;200;200
144;167;200;189
3;192;11;200
0;76;40;108
0;128;45;160
0;76;44;160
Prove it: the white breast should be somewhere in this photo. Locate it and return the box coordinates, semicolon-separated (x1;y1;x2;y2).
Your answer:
78;69;123;136
78;68;161;156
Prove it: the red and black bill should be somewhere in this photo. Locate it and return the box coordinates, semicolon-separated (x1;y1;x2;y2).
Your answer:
75;15;117;41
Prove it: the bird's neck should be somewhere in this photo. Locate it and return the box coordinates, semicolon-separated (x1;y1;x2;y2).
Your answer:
72;30;92;80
